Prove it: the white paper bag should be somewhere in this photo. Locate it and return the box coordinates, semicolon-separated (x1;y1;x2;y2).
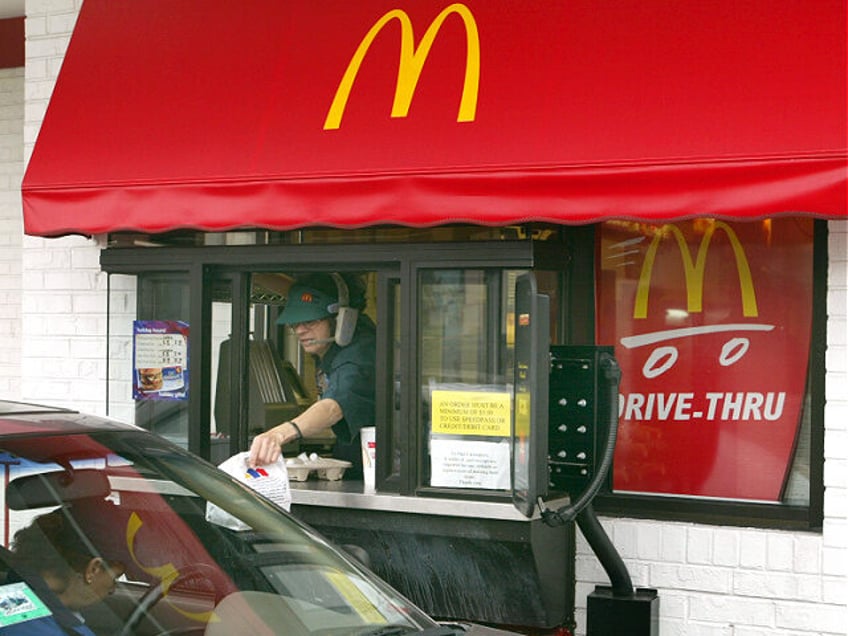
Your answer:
206;452;291;531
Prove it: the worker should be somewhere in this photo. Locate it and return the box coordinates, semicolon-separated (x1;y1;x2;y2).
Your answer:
248;273;375;480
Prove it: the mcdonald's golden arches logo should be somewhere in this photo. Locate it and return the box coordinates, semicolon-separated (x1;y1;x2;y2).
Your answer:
324;3;480;130
634;221;759;319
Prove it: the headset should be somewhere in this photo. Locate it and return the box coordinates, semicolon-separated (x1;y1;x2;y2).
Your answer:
330;272;359;347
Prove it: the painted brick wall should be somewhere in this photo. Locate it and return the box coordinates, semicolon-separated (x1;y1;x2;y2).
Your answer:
22;0;107;415
0;66;24;400
21;1;848;635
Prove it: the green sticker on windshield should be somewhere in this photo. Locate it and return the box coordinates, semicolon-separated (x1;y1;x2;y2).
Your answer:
0;582;53;626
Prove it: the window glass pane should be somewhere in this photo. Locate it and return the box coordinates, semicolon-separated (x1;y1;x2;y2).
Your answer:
597;218;814;505
389;279;402;479
210;297;234;438
530;270;560;346
418;269;520;491
107;274;138;424
223;271;378;479
137;274;191;446
420;270;493;385
108;273;192;448
1;429;435;635
107;224;563;248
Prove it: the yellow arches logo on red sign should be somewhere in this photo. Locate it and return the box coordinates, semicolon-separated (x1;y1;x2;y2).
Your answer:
633;221;758;320
324;3;480;130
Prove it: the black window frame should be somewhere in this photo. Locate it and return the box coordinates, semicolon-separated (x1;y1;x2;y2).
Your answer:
102;239;544;498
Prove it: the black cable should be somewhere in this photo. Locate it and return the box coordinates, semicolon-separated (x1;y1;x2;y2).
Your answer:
576;502;633;595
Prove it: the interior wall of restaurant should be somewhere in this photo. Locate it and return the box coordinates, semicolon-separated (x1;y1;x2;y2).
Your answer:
15;2;848;635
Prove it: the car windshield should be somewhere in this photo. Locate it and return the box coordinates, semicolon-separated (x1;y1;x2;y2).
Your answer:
0;429;436;636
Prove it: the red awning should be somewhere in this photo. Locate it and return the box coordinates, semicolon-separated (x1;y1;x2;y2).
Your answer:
22;1;847;237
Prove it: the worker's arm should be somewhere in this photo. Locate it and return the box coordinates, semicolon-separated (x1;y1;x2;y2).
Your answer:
247;398;343;467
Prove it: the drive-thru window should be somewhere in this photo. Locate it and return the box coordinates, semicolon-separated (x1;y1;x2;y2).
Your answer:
99;231;585;630
19;2;845;634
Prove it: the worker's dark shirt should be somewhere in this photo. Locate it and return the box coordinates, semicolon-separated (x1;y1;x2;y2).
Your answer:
316;316;376;478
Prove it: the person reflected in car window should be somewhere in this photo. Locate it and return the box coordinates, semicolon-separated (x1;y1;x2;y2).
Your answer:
2;507;126;636
248;273;375;479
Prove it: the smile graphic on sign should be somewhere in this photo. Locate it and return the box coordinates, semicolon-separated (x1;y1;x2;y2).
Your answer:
598;219;813;501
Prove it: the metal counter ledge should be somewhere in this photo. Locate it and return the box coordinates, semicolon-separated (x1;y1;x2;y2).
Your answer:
290;479;541;521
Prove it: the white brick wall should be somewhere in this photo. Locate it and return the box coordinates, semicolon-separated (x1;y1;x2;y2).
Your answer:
21;0;107;415
19;233;108;413
17;1;848;635
0;66;24;400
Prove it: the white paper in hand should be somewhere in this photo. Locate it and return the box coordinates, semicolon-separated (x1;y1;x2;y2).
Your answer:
206;452;292;531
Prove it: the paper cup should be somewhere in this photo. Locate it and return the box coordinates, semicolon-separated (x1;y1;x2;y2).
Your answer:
360;426;376;490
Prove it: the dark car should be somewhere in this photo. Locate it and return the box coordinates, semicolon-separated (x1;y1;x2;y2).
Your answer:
0;400;516;636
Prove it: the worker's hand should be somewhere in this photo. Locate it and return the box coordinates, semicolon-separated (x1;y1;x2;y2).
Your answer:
248;429;285;468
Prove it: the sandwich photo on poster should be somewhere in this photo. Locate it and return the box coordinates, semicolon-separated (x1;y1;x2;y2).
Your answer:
132;320;189;401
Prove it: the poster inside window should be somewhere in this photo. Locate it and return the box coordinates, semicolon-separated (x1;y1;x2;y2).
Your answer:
597;219;813;502
132;320;190;401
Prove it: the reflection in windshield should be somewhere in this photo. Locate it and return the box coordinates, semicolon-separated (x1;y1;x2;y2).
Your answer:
0;431;432;635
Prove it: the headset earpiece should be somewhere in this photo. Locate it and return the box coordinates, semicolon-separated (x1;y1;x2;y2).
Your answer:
331;273;358;346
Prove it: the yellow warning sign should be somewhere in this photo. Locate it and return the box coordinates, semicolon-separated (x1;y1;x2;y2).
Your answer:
431;390;511;437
